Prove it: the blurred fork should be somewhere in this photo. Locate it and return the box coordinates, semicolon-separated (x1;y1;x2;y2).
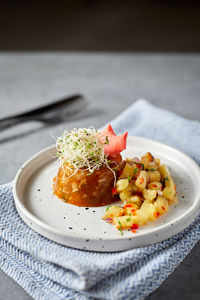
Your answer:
0;94;86;131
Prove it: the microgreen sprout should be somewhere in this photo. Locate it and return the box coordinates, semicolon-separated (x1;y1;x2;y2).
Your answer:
55;127;116;181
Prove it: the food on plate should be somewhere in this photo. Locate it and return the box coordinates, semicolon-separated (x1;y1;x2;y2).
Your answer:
53;125;128;206
53;125;178;234
102;152;178;235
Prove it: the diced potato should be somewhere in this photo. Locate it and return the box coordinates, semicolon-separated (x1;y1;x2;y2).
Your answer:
154;196;169;215
141;152;154;163
141;152;157;170
148;170;161;182
129;195;142;206
125;181;139;193
145;162;158;171
102;206;125;220
155;158;160;166
120;163;135;179
162;176;176;201
131;209;149;225
140;201;157;221
143;189;157;202
124;202;139;213
170;195;178;205
116;178;129;192
158;164;171;179
147;181;162;191
135;171;149;190
119;190;131;202
122;199;141;215
113;216;135;229
162;186;176;202
164;176;174;188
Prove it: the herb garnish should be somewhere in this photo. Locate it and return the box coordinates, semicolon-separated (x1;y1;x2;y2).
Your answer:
163;177;169;187
117;219;123;236
106;205;111;212
133;168;138;175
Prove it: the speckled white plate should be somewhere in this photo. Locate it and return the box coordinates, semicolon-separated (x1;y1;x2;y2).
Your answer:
13;136;200;252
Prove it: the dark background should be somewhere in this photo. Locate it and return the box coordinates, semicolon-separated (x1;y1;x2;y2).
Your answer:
0;0;200;51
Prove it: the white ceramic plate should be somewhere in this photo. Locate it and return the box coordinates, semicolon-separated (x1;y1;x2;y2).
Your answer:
13;137;200;252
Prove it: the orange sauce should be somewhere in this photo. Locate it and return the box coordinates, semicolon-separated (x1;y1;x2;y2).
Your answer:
53;154;122;207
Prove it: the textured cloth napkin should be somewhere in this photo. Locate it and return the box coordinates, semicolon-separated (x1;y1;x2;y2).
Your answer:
0;100;200;300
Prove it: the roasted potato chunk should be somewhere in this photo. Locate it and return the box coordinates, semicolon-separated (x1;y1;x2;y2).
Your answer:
120;163;135;179
154;196;169;215
135;171;149;190
116;178;129;192
143;189;157;202
147;181;162;191
102;206;125;220
148;170;161;182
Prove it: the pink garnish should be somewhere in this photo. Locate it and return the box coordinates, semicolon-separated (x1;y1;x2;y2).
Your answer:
100;124;128;155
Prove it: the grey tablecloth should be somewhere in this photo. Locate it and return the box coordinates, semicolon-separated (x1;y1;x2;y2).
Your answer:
0;53;200;300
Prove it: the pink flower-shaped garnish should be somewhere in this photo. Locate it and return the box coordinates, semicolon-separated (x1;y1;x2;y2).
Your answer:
100;124;128;155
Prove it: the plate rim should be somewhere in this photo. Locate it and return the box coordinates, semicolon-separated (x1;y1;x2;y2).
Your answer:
13;136;200;247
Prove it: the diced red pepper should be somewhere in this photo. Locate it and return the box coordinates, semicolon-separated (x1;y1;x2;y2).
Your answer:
161;206;165;211
136;164;142;169
112;188;117;195
152;184;157;188
139;178;144;184
131;209;136;215
154;212;160;218
131;223;139;230
124;203;133;208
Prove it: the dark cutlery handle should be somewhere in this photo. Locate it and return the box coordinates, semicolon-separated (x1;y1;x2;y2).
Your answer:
0;117;23;131
0;94;84;131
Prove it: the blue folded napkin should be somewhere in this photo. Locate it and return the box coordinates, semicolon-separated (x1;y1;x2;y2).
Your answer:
0;100;200;300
